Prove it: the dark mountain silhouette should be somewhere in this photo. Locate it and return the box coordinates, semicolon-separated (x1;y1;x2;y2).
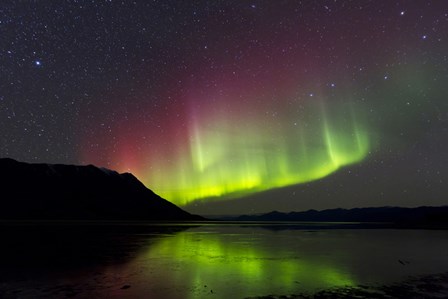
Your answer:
0;158;203;220
230;206;448;227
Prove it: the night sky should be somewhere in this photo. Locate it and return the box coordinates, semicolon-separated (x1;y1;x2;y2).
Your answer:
1;1;447;215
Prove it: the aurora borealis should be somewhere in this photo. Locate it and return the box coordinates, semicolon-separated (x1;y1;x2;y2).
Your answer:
1;1;447;213
108;95;371;205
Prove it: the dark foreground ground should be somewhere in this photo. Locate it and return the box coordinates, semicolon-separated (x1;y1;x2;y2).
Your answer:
1;272;447;299
249;272;448;299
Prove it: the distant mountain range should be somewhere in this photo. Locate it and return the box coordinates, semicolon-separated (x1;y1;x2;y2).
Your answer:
0;158;202;221
227;206;448;227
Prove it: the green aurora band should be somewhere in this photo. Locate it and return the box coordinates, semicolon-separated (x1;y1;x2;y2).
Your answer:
145;98;370;206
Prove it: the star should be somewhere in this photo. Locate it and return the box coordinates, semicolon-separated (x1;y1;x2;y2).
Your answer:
1;0;446;213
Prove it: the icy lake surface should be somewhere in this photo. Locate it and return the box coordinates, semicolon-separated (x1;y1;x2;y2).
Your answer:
1;222;448;298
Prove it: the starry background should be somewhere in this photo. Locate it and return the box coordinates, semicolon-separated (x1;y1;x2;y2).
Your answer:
1;0;447;215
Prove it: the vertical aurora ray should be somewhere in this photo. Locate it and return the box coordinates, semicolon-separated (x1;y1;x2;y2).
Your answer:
139;94;371;206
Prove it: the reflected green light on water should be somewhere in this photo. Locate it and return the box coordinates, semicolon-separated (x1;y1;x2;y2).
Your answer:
136;228;355;298
6;226;448;299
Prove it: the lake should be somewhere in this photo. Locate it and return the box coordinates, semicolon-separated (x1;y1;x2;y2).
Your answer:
1;222;448;298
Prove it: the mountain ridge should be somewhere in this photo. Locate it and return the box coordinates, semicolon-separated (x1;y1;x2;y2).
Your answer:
225;206;448;227
0;158;203;221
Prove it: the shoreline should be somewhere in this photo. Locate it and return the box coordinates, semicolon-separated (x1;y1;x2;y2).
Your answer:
248;272;448;299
